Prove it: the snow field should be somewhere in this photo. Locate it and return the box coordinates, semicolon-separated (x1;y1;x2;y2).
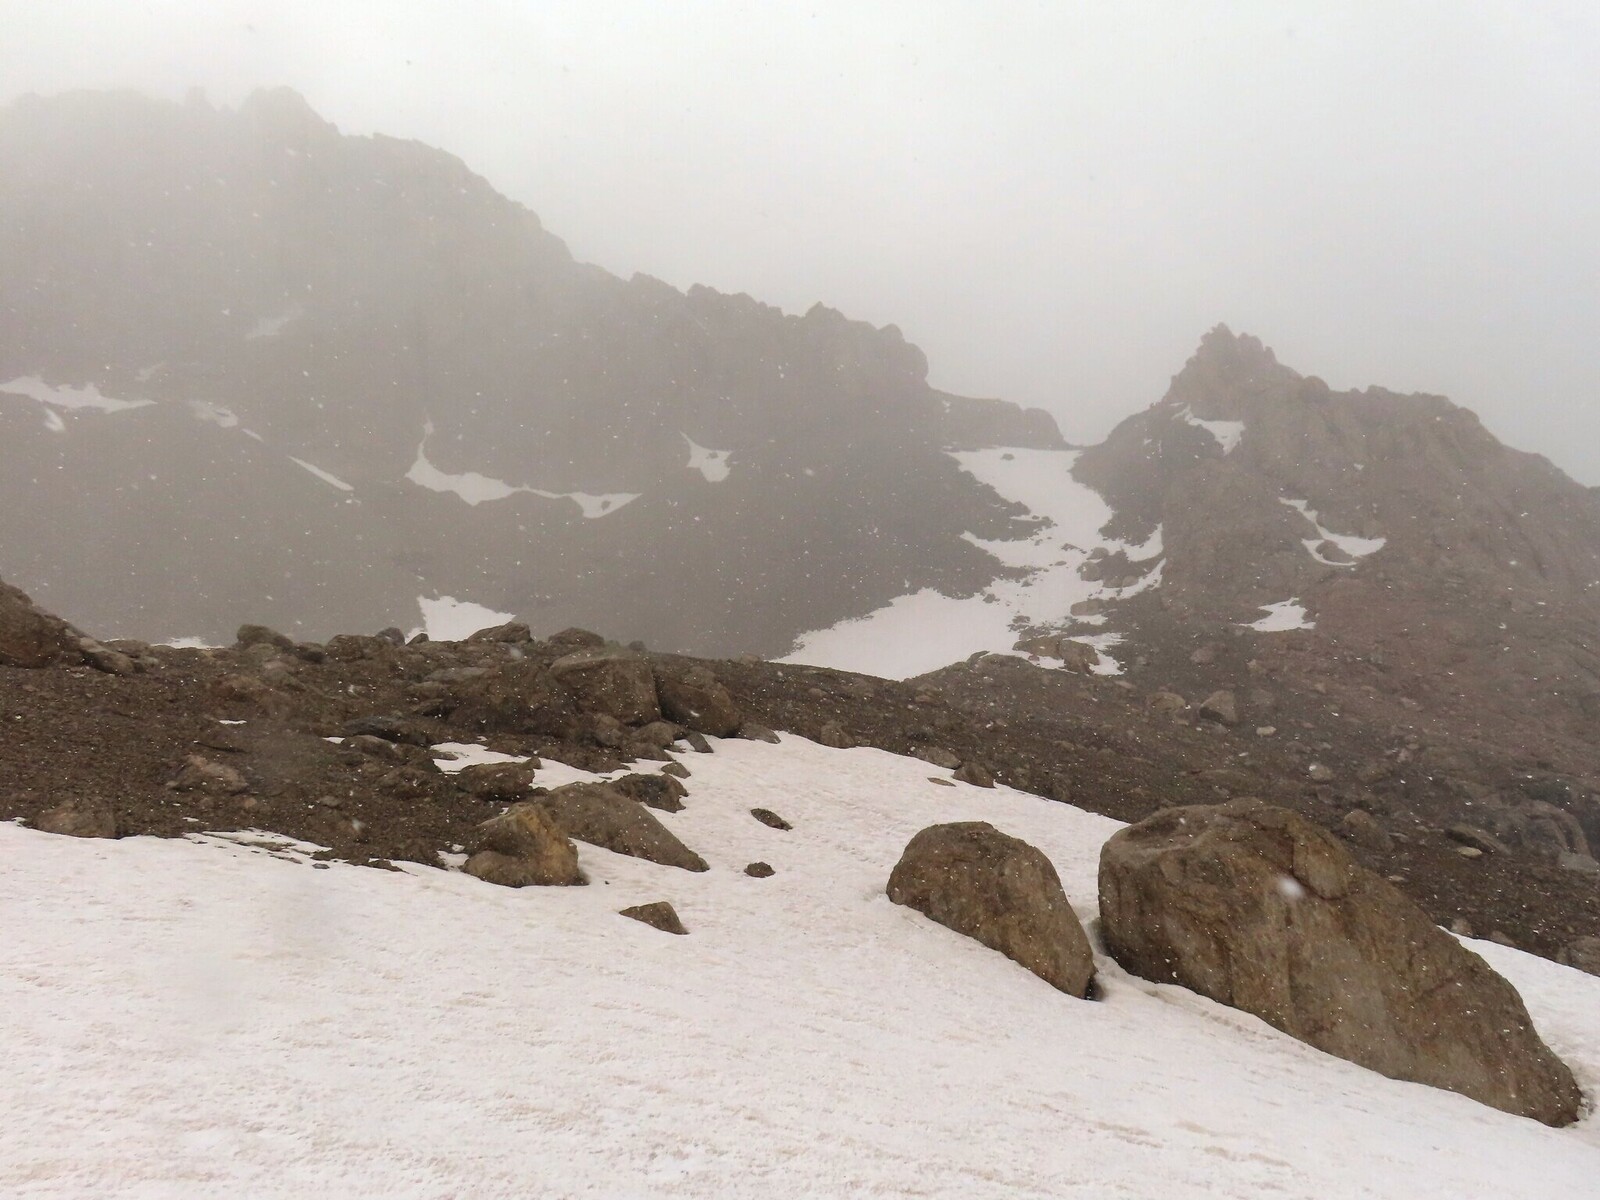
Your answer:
3;735;1597;1198
783;448;1163;678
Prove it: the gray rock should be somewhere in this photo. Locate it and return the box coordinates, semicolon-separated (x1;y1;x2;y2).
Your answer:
1099;799;1581;1126
888;821;1095;998
33;799;118;838
463;803;584;887
619;901;687;934
656;665;743;737
1198;689;1238;726
536;783;708;871
750;807;792;831
740;722;782;744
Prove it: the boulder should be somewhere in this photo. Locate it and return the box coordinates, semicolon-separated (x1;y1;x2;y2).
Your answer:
168;754;249;795
536;783;708;871
887;822;1095;998
660;761;690;779
450;661;579;737
78;638;137;675
549;649;661;725
1340;809;1393;853
953;760;996;788
750;807;792;831
744;862;775;878
32;798;118;838
911;745;961;771
1446;824;1508;855
633;720;684;750
656;665;743;737
463;802;584;886
817;721;854;749
547;627;607;650
1147;691;1188;716
455;760;540;802
0;578;77;667
610;772;688;813
465;621;532;644
236;623;294;650
1098;800;1582;1125
620;901;687;935
1198;689;1238;726
740;722;782;745
1057;640;1099;674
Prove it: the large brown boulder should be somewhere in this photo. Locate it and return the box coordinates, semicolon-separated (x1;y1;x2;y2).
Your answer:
0;578;77;667
463;802;584;887
887;821;1095;998
656;663;744;736
535;782;708;872
1098;800;1582;1125
549;648;661;725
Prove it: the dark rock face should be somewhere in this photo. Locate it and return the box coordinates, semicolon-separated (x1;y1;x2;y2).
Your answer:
0;578;75;667
535;783;708;872
1098;800;1582;1126
887;821;1095;998
619;901;687;935
454;761;539;803
463;802;584;887
449;663;578;737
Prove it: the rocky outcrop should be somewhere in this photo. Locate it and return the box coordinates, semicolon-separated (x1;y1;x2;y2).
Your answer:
0;578;76;667
463;802;584;887
1098;800;1581;1125
536;782;708;872
888;821;1095;999
32;798;118;838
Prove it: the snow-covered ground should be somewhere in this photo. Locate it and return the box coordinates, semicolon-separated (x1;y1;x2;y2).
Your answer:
1281;498;1386;566
783;448;1162;678
407;423;640;516
4;735;1596;1198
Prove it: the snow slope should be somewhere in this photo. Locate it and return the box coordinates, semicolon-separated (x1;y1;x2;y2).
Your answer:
783;449;1162;678
3;736;1596;1198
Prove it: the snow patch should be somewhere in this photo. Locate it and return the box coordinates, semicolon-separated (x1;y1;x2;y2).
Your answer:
1177;406;1246;454
414;595;515;642
158;636;220;649
1;375;155;416
683;435;732;482
407;424;639;516
188;400;240;429
785;448;1162;678
1245;599;1315;632
1281;498;1386;565
245;307;302;340
289;457;354;492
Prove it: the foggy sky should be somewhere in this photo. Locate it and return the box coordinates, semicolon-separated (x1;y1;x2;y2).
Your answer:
3;2;1597;481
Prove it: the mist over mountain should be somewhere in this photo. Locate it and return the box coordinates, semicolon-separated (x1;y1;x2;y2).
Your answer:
0;88;1055;652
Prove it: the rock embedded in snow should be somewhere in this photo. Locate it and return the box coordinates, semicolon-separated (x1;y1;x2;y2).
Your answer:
619;901;688;935
817;721;854;749
744;861;775;878
454;761;540;803
750;808;792;831
887;821;1095;999
610;773;688;814
463;802;584;888
32;798;119;839
952;761;995;789
1098;799;1583;1126
656;664;743;737
536;783;708;872
549;648;661;726
740;722;782;745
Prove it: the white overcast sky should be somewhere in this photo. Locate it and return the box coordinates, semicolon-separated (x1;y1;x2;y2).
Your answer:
3;2;1598;480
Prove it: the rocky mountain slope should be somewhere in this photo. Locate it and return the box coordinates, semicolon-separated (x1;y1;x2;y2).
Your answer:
0;88;1057;653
